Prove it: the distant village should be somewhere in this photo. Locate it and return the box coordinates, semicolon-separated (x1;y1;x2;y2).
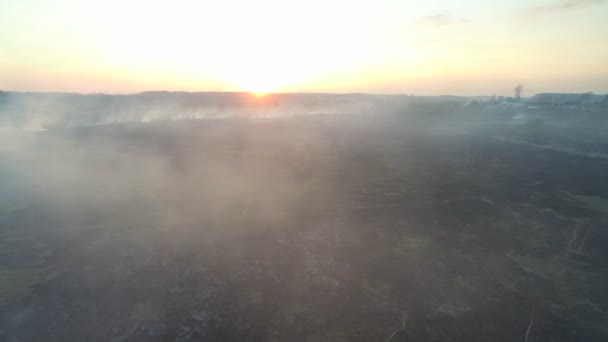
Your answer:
467;85;608;113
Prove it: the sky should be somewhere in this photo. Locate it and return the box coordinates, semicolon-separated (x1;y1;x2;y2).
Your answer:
1;0;607;95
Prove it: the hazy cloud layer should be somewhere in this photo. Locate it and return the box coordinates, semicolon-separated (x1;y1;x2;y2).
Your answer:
521;0;605;16
420;13;470;27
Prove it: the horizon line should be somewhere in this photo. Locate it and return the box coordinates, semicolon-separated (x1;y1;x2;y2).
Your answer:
2;89;606;98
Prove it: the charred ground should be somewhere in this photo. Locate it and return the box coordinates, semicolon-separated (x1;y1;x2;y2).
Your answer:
1;110;608;341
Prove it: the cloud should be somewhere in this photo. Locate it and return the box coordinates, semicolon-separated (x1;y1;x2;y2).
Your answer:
420;13;470;27
521;0;605;16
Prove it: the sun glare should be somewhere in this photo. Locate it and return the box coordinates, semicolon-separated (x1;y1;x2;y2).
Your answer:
242;77;274;95
251;91;268;97
227;64;285;95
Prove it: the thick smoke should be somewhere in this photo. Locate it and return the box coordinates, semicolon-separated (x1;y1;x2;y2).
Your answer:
2;91;608;341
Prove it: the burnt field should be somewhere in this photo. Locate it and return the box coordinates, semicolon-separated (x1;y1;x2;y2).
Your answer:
1;113;608;341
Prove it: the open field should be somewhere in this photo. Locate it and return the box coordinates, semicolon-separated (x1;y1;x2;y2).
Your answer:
1;110;607;341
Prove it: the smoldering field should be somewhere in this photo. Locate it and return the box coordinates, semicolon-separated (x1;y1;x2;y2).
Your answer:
1;94;608;341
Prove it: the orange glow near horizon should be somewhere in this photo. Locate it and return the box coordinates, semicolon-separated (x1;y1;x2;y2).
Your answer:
1;1;608;95
251;91;268;97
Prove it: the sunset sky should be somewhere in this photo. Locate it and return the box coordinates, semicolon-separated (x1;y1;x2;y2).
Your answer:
1;0;607;95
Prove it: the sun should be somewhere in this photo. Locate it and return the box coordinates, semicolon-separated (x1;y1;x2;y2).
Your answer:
251;91;268;97
245;79;278;96
237;73;279;95
223;58;291;95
